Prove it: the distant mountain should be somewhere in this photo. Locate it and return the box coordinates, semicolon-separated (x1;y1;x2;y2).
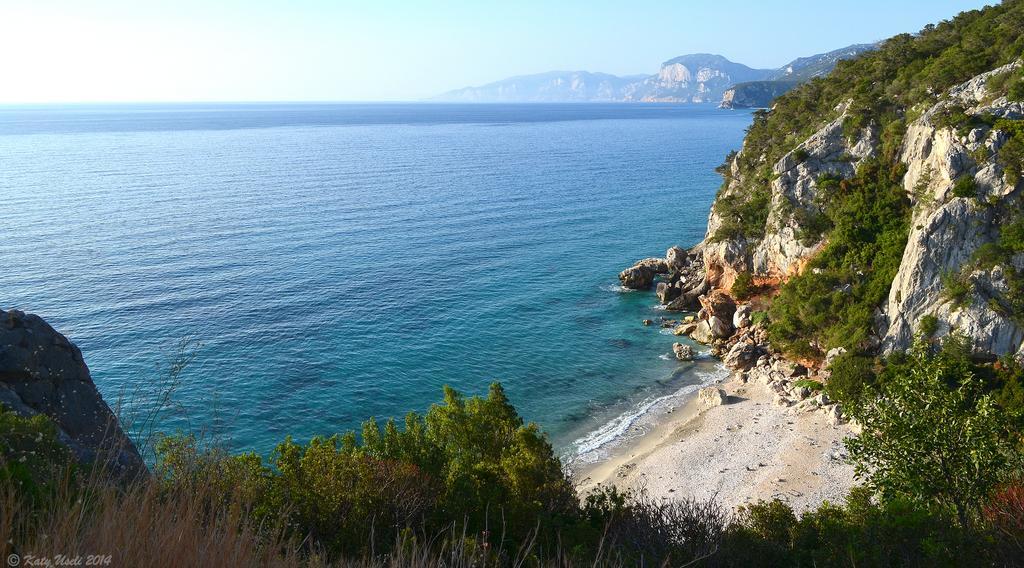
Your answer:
433;54;773;104
719;44;878;109
431;71;646;103
627;54;774;103
434;44;878;107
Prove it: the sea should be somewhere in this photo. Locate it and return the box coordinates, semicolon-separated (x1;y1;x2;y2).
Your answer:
0;102;752;464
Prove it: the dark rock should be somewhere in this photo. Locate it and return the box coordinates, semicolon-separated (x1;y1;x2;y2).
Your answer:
0;309;146;478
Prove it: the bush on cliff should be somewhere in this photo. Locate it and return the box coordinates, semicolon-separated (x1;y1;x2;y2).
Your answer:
767;158;910;359
730;271;756;300
0;410;74;504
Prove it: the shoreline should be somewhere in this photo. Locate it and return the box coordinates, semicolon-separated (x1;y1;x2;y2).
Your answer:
573;366;856;513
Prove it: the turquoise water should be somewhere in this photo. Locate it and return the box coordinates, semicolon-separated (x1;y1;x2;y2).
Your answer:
0;103;751;458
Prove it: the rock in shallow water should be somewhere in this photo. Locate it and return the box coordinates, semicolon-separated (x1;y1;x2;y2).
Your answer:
618;258;669;290
672;342;694;361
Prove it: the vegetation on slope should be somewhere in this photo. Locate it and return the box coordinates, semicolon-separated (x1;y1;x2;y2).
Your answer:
711;0;1024;360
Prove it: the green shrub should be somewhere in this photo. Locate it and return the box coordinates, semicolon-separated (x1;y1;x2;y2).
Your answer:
941;271;972;308
847;336;1017;528
919;314;940;338
951;175;977;198
751;310;769;327
793;205;833;246
997;125;1024;186
971;242;1006;269
712;186;771;242
731;271;756;300
793;148;810;163
0;410;73;502
768;159;910;358
1009;78;1024;102
1001;217;1024;253
793;379;824;391
156;383;577;558
825;352;877;408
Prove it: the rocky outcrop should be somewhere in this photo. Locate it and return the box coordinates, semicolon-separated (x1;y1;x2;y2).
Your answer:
876;61;1024;358
719;44;877;109
702;102;878;290
720;81;798;109
0;309;146;478
723;341;762;371
436;45;875;105
620;247;709;311
660;62;1023;360
673;343;694;361
619;257;669;289
700;290;737;339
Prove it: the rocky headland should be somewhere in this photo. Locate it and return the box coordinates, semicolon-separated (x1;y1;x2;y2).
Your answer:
607;57;1024;510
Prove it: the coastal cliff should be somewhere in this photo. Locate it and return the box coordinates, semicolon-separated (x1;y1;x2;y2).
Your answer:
619;7;1024;445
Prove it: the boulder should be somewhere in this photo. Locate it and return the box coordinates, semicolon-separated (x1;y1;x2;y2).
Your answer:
690;321;715;344
673;323;698;336
733;304;753;329
709;315;733;339
825;404;844;426
773;394;793;407
656;281;680;304
700;290;737;321
672;343;694;361
698;387;727;409
619;258;669;290
666;246;689;269
772;359;807;378
722;341;762;371
824;347;847;368
0;309;146;478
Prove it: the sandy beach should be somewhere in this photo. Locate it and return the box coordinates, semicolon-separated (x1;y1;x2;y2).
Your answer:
576;371;856;513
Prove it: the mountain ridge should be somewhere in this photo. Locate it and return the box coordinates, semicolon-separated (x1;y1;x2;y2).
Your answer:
433;44;873;104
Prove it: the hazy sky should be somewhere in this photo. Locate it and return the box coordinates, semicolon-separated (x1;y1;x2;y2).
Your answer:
0;0;994;103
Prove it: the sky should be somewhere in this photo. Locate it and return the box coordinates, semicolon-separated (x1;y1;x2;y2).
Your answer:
0;0;995;103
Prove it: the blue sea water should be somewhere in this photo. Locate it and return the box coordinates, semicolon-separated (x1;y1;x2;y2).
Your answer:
0;103;752;460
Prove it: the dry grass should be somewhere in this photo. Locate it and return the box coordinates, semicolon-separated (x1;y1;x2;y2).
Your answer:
0;470;689;567
0;469;304;568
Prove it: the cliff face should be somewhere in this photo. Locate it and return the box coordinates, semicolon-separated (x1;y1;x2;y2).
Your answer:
0;309;146;477
626;54;774;104
702;101;878;289
614;21;1024;364
719;44;877;109
880;62;1024;358
430;71;645;103
720;81;798;109
699;62;1023;359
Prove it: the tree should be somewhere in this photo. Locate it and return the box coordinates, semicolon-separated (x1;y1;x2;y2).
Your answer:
845;336;1016;527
